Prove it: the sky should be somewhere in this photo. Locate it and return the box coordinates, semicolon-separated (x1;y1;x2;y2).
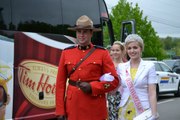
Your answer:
104;0;180;38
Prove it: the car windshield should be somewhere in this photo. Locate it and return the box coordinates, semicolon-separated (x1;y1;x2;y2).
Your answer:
163;60;175;68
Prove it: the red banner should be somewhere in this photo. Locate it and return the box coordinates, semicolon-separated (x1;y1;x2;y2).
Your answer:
13;32;73;119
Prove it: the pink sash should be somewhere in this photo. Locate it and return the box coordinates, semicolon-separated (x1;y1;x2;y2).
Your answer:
125;70;144;114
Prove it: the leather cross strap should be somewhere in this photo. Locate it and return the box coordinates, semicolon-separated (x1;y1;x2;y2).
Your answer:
67;47;96;78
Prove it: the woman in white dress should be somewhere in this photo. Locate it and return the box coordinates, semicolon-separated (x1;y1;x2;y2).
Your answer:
116;34;159;120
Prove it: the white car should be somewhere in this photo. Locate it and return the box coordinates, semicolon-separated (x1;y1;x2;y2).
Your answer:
150;61;180;98
163;59;180;75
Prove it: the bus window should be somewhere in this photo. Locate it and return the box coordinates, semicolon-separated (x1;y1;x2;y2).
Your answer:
61;0;103;46
0;0;111;46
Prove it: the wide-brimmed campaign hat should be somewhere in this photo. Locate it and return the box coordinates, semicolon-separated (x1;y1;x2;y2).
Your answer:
68;15;101;32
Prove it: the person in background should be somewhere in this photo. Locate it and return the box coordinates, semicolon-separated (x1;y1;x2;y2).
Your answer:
110;41;127;67
55;15;119;120
117;34;159;120
107;41;126;120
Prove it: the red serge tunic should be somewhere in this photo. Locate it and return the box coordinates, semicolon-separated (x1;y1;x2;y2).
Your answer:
56;44;119;120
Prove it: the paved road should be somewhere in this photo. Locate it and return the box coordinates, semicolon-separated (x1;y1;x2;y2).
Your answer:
158;94;180;120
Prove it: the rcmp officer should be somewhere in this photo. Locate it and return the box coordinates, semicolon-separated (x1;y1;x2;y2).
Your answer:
55;15;120;120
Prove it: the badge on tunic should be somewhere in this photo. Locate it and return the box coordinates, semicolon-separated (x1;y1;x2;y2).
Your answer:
104;83;110;89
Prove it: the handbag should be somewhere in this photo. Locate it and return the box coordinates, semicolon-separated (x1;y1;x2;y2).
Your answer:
133;109;152;120
125;70;153;120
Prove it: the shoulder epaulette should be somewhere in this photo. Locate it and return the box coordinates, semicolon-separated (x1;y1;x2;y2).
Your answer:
94;45;105;50
64;45;76;50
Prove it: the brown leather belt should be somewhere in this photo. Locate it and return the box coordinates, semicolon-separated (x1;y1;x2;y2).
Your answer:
68;80;99;87
68;80;81;87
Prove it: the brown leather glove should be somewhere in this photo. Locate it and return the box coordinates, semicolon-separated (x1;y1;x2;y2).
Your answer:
79;82;92;94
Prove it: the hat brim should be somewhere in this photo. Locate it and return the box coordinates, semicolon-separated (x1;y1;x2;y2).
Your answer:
68;26;101;32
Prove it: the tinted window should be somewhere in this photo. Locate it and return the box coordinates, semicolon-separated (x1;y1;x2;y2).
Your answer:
62;0;100;26
159;63;171;72
0;0;104;32
0;0;109;46
163;60;175;68
163;60;180;69
0;0;11;30
174;60;180;67
99;0;109;18
0;0;104;29
0;0;62;33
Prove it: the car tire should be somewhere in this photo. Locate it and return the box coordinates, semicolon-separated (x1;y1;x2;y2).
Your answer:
174;82;180;97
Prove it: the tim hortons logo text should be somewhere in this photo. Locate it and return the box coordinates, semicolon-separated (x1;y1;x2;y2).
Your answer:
18;60;57;109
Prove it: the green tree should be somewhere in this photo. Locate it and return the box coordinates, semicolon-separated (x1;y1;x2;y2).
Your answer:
108;0;166;60
161;37;180;58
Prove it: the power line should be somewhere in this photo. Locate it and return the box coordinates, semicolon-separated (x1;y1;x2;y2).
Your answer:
145;14;180;28
107;0;180;29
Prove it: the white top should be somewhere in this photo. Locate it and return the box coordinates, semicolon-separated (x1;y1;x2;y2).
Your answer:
116;59;157;109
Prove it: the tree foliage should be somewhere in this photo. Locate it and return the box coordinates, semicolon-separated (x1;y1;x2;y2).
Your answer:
108;0;166;60
161;37;180;58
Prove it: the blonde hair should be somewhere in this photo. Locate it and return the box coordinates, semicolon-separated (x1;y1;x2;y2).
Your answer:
124;34;144;51
113;41;125;52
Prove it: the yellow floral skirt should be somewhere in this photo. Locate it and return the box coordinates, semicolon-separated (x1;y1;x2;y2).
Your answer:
118;96;138;120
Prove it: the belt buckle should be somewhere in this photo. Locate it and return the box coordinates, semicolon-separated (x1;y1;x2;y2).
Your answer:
76;81;81;87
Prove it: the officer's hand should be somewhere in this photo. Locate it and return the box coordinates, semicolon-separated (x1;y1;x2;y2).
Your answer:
79;82;92;94
57;115;65;120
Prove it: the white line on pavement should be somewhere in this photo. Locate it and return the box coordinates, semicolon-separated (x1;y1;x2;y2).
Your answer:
157;99;174;104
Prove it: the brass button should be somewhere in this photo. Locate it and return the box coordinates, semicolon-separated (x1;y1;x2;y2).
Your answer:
104;84;110;89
